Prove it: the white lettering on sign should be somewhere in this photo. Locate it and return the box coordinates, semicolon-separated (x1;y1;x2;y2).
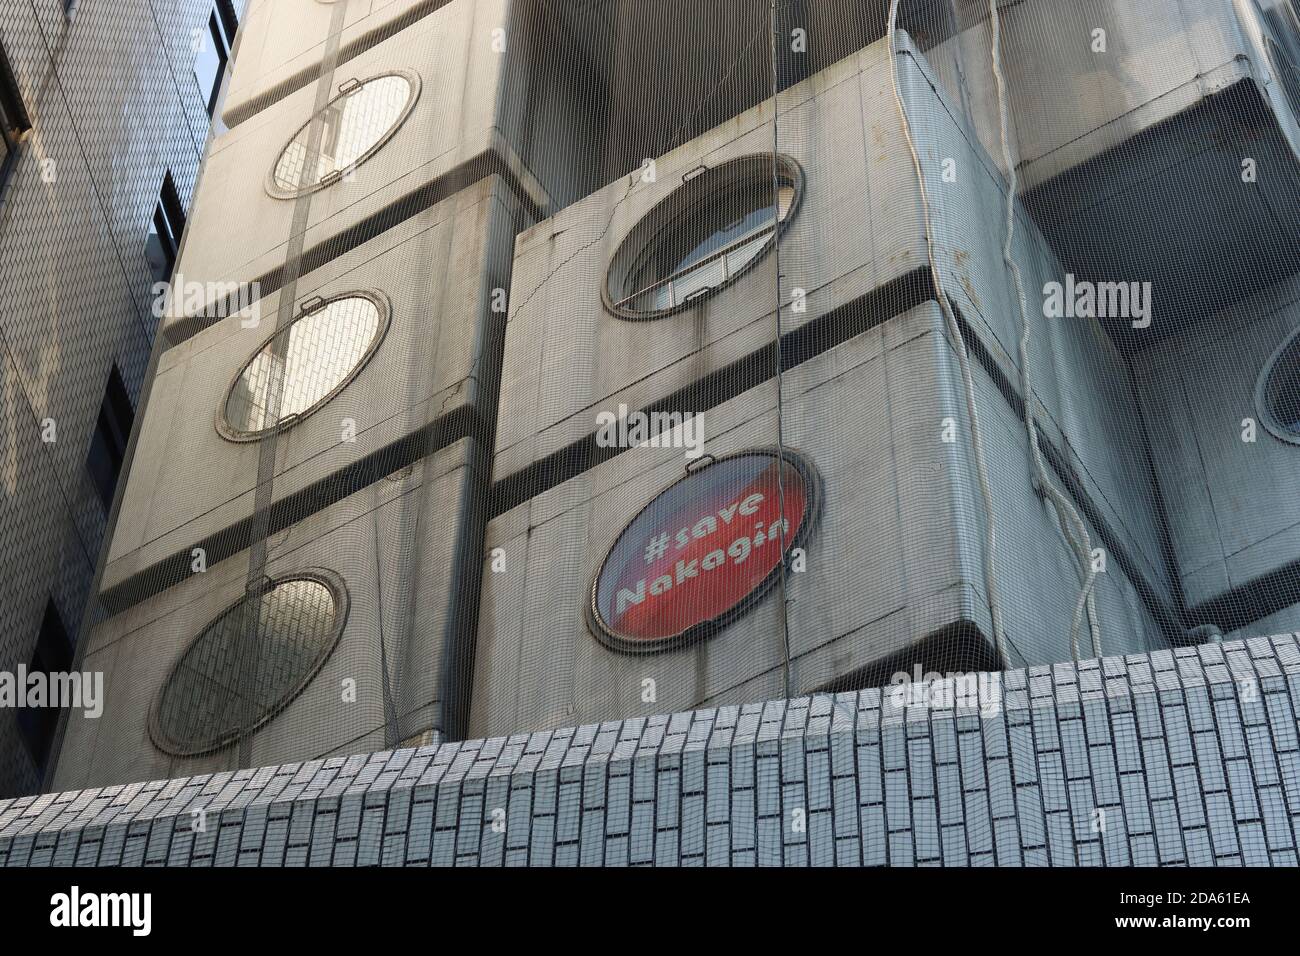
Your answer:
616;516;790;616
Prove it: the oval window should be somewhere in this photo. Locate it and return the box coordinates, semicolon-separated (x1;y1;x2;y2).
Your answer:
220;292;388;440
1258;326;1300;443
150;572;348;756
604;155;802;319
267;71;419;198
588;449;820;653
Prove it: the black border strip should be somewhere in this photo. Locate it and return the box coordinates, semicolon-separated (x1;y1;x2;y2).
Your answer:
99;404;484;616
1191;558;1300;633
164;157;545;347
491;267;935;516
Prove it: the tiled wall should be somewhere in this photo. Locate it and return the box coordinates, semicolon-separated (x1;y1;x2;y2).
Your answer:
3;634;1297;866
0;0;219;796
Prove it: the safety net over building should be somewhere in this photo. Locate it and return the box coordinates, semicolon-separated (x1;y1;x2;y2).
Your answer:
6;0;1300;866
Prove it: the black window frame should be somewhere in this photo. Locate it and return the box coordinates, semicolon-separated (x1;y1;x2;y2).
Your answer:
195;1;239;117
86;364;135;512
146;170;187;285
0;38;32;196
16;599;73;778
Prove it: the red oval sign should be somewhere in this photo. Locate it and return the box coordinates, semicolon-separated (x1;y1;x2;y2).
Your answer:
589;449;819;653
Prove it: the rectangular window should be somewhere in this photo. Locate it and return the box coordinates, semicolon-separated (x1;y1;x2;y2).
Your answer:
16;600;73;777
145;170;186;285
194;1;239;117
86;364;134;512
0;38;32;196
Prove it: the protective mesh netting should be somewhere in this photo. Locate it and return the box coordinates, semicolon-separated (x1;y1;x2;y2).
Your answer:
45;0;1300;805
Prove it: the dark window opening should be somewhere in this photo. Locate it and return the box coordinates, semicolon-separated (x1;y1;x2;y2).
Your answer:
145;170;186;285
86;364;134;512
0;39;32;196
16;600;73;777
194;2;239;116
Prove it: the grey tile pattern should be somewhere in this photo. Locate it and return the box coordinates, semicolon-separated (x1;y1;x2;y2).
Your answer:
0;0;217;796
3;634;1297;866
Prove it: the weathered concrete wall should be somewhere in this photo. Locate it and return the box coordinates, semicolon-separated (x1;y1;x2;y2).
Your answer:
175;0;591;295
8;634;1299;866
1135;270;1300;620
1230;603;1300;642
483;34;1178;726
54;438;484;793
497;37;1172;605
223;0;450;125
1000;1;1300;328
474;302;1162;742
104;176;522;598
928;0;1288;187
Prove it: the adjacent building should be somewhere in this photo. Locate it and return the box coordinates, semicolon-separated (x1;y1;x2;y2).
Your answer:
0;0;246;797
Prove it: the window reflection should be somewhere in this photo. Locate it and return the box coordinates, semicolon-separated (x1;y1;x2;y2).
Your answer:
271;74;414;194
154;577;340;754
224;295;382;436
619;171;796;313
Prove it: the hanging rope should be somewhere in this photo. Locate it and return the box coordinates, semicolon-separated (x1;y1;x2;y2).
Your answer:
986;0;1103;660
887;0;1009;664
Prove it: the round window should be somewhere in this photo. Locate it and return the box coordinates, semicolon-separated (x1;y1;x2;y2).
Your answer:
219;291;389;441
150;572;348;756
604;154;803;319
588;448;820;653
267;71;419;199
1257;326;1300;444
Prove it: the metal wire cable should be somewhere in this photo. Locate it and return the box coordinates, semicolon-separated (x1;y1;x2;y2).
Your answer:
769;0;793;699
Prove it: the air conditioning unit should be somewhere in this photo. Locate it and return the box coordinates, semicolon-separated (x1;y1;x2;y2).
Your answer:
174;0;592;311
102;176;524;610
471;300;1167;741
54;444;481;792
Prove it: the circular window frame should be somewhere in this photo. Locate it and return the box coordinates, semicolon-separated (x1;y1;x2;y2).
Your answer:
602;154;805;322
264;69;422;200
586;447;822;656
1256;324;1300;445
148;569;350;758
216;289;391;443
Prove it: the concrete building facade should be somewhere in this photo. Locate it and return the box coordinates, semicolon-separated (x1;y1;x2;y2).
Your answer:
5;0;1300;867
